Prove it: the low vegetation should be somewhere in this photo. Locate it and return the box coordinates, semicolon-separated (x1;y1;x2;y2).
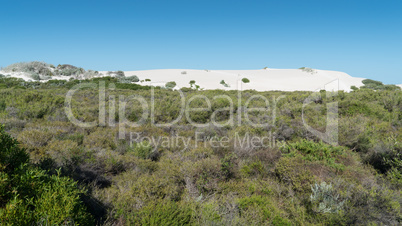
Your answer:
220;80;230;87
299;67;316;74
165;81;177;89
0;66;401;224
0;125;94;225
189;80;200;90
361;79;401;91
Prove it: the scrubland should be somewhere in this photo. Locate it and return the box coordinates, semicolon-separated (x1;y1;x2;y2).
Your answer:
0;75;402;225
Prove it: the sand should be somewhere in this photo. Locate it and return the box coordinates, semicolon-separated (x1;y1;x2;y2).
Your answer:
0;68;373;92
109;68;366;92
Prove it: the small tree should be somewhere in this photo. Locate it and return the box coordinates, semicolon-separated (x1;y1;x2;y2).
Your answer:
350;86;359;91
220;80;229;88
241;78;250;83
165;81;177;89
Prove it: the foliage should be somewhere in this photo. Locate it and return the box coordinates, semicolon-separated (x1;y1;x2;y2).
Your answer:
361;79;401;91
0;74;401;225
0;126;94;225
118;75;140;83
220;80;229;87
130;141;153;159
2;61;54;77
165;81;177;89
310;182;345;214
241;78;250;83
299;67;316;74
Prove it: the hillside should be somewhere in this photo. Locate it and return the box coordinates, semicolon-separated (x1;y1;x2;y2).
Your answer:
0;62;367;92
117;68;365;92
0;73;402;224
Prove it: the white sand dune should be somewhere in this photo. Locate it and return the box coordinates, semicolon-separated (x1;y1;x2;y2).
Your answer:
1;68;371;92
114;68;366;92
0;71;71;82
398;84;402;89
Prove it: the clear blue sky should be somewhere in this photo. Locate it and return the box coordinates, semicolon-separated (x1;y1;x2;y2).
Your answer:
1;0;401;84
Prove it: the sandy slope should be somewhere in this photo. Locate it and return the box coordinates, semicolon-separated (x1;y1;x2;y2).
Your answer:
0;71;71;82
114;68;365;92
398;84;402;89
2;68;367;92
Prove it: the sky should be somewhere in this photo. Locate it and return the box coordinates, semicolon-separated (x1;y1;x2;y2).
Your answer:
0;0;401;84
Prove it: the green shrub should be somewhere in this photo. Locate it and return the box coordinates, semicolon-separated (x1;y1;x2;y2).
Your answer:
241;78;250;83
310;182;345;214
299;67;315;73
165;81;177;89
130;141;153;159
31;73;41;81
240;160;265;178
220;80;229;87
350;85;359;91
275;156;314;192
237;195;291;225
282;139;352;171
0;126;94;225
2;62;54;77
0;125;29;173
119;75;139;83
361;79;401;91
0;100;5;112
132;200;193;225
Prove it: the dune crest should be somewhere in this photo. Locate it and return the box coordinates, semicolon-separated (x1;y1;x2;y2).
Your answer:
115;68;365;92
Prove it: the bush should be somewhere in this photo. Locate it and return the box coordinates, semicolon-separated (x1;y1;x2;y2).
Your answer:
220;80;229;87
119;75;139;83
130;141;153;159
0;125;29;173
241;78;250;83
131;200;193;225
2;62;54;77
55;64;84;77
350;85;359;91
0;126;94;225
275;156;314;192
116;70;125;77
281;139;352;171
30;73;41;81
310;182;344;214
0;100;5;112
361;79;401;91
237;195;291;225
165;81;177;89
299;67;315;74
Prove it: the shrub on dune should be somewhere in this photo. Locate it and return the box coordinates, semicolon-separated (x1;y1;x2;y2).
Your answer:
165;81;177;89
3;61;54;77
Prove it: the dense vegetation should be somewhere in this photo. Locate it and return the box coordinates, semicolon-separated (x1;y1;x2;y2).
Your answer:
0;75;402;225
0;125;93;224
